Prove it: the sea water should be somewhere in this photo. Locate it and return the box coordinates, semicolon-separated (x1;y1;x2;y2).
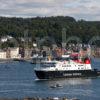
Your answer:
0;58;99;100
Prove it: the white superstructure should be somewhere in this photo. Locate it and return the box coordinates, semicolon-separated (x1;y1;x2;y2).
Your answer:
35;58;92;71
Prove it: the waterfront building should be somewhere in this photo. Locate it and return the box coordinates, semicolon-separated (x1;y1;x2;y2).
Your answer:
0;50;6;59
10;47;21;59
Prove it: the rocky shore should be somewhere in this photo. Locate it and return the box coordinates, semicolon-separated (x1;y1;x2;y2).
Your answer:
0;97;79;100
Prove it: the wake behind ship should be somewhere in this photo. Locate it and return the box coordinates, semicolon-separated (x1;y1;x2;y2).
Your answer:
34;55;100;79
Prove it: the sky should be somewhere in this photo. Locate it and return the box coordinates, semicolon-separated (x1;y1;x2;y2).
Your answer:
0;0;100;21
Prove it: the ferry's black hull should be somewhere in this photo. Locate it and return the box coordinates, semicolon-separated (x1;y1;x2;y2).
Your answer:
35;70;100;79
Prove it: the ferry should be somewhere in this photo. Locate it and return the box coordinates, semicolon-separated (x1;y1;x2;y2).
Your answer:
34;55;100;79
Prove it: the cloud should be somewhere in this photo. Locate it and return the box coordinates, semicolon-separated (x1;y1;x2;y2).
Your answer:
0;0;100;20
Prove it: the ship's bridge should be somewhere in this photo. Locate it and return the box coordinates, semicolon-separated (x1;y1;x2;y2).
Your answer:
41;62;56;68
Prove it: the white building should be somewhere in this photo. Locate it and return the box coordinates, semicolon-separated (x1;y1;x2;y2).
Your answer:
1;37;8;42
0;35;13;43
10;47;20;59
0;51;6;59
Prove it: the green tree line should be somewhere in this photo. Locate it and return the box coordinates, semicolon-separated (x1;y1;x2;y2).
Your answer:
0;16;100;44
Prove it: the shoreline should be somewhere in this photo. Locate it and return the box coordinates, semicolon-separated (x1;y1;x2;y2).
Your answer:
0;57;100;64
0;97;79;100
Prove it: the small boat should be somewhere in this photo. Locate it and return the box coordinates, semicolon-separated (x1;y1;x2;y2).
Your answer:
34;54;100;79
31;55;45;64
50;83;63;88
50;85;57;88
56;83;63;87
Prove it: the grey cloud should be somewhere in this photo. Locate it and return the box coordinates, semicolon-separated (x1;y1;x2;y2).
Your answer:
0;0;100;20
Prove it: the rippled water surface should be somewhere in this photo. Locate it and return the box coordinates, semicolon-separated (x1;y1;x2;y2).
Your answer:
0;58;100;100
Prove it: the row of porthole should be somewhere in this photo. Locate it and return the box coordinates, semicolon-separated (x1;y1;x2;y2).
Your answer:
62;67;85;70
78;67;84;70
62;65;71;67
56;67;86;70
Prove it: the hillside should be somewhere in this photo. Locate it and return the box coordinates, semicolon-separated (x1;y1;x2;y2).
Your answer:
0;16;100;44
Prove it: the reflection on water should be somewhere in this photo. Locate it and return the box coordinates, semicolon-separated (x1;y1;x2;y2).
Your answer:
35;78;92;86
34;78;94;100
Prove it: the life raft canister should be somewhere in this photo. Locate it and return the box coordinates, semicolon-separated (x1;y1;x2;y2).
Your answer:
85;59;90;64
